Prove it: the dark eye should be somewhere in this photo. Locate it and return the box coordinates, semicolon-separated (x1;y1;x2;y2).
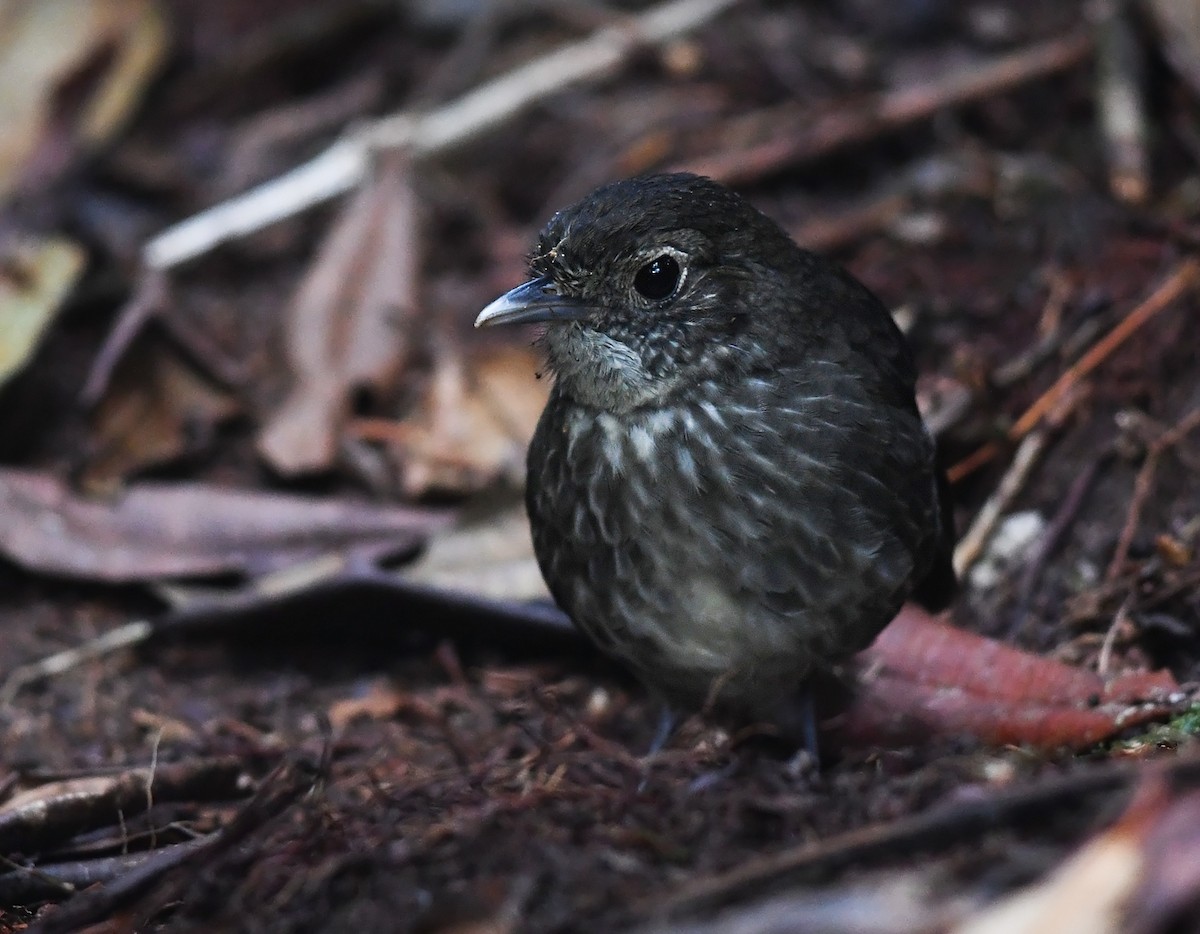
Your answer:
633;254;681;301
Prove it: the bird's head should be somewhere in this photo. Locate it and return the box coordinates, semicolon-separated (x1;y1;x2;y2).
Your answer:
475;173;801;413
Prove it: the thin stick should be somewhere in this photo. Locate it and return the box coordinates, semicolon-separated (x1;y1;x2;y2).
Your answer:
684;31;1093;185
954;382;1087;576
992;268;1075;388
949;258;1200;483
143;0;740;270
1008;453;1106;639
789;193;909;253
0;621;153;706
1013;260;1200;440
952;430;1049;578
79;270;168;408
1096;1;1149;204
1106;406;1200;580
648;759;1200;921
1097;596;1134;677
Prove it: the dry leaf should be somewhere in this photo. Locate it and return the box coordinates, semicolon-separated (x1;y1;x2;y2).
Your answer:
0;235;85;389
838;606;1184;751
355;342;549;497
0;0;169;200
83;334;241;489
405;497;550;602
258;153;419;474
0;468;449;582
956;774;1200;934
1122;780;1200;932
328;678;407;730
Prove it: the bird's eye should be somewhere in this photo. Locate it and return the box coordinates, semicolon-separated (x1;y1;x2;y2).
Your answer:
633;254;682;302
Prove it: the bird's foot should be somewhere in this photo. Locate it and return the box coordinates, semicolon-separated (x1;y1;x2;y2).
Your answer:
647;704;680;757
764;684;824;770
797;685;822;770
635;705;681;793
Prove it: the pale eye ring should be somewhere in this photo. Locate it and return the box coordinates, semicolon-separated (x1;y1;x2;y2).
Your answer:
633;252;684;302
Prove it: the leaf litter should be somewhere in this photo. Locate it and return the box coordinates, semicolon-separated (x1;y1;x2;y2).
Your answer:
3;1;1200;931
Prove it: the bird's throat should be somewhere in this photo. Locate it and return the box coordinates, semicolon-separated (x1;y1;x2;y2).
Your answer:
543;323;668;414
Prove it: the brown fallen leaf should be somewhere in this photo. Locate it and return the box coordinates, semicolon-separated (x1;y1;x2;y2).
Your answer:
0;468;449;583
955;771;1199;934
404;497;549;602
837;606;1185;751
258;152;419;475
354;342;549;497
0;235;86;389
1122;774;1200;932
0;0;169;200
82;333;241;490
327;678;407;730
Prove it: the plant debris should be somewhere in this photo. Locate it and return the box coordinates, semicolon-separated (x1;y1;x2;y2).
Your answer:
3;1;1200;930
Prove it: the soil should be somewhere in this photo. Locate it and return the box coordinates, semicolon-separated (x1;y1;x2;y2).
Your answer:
3;1;1200;931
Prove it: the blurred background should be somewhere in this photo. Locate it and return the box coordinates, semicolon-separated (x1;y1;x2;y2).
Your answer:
2;1;1200;931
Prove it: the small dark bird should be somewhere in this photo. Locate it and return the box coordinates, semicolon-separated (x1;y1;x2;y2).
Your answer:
475;173;954;737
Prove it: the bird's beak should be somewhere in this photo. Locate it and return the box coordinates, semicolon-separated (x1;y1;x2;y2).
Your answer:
474;276;593;328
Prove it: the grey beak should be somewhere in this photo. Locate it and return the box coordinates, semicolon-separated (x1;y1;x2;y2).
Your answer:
474;276;593;328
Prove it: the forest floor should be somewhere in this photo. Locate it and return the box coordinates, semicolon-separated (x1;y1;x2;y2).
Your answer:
2;1;1200;931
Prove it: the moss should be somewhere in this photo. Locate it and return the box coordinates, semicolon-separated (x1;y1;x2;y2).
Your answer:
1114;702;1200;752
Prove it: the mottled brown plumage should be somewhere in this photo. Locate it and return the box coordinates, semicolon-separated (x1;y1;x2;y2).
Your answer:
476;173;954;720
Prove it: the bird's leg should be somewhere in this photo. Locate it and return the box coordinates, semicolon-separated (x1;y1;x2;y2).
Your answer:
768;682;823;771
635;703;680;794
647;703;680;756
794;683;822;771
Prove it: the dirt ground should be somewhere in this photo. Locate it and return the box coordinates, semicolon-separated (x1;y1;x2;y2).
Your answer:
2;1;1200;931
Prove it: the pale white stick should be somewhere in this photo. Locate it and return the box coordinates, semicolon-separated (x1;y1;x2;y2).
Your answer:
1;620;153;706
952;431;1048;579
145;0;740;270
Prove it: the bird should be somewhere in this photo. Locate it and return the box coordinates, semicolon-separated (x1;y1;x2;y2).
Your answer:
475;172;955;745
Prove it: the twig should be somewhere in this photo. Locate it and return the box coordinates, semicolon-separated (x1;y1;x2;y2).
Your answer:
789;193;910;253
0;853;76;898
143;0;741;270
1097;596;1134;677
222;73;384;195
1007;259;1195;444
1095;0;1149;204
952;430;1049;579
647;759;1200;921
1008;453;1108;639
682;31;1093;185
992;268;1075;388
0;758;246;855
1107;406;1200;580
1;621;153;707
25;759;313;934
949;258;1200;483
954;378;1087;578
79;270;168;408
0;838;210;905
1107;454;1159;584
